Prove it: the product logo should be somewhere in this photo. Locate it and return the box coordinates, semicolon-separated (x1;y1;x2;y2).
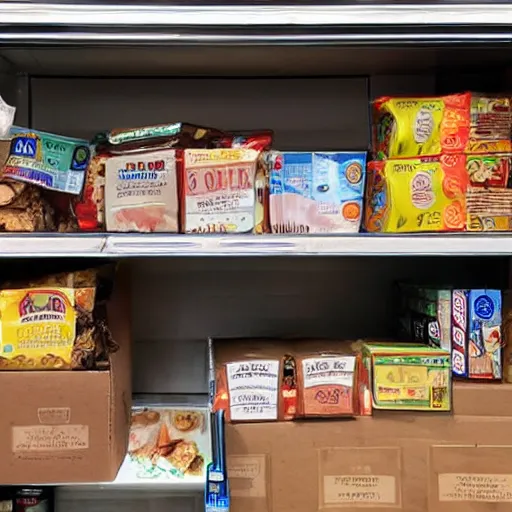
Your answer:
428;320;441;342
19;291;67;322
187;166;252;194
474;295;495;320
12;136;37;158
118;159;165;180
452;326;465;348
414;108;434;143
411;172;435;209
71;146;90;171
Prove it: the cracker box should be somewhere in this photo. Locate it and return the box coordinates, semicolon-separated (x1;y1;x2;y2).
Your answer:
267;151;366;234
372;93;512;159
452;289;502;379
364;155;468;233
361;343;451;411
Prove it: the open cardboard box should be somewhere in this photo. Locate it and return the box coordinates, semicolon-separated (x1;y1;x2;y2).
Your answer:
0;265;132;484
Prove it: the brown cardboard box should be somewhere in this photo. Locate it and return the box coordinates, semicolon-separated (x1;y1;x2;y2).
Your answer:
226;382;512;512
0;267;132;484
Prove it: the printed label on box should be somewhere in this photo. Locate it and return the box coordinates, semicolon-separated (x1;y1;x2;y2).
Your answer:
323;475;397;506
12;425;89;452
228;455;267;498
226;360;279;421
438;473;512;502
37;407;71;425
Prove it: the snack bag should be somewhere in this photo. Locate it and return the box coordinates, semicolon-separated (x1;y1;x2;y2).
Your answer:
373;93;512;159
0;268;116;370
364;155;468;233
4;127;90;195
182;148;268;234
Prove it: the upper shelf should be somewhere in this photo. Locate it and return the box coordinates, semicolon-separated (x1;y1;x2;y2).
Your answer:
1;234;511;257
1;2;512;45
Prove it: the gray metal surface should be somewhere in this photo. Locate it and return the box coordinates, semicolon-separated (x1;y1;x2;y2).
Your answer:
1;3;512;26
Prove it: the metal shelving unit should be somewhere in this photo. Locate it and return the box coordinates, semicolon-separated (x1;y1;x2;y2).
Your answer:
0;3;511;512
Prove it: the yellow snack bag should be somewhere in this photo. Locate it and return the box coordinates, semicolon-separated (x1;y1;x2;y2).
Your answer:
364;155;468;233
0;288;77;369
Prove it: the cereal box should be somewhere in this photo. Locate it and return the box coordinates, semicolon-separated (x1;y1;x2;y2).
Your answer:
361;343;451;412
372;93;511;159
364;155;468;233
452;289;502;379
182;148;268;234
268;151;366;234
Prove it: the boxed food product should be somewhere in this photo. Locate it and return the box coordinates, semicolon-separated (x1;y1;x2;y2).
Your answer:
398;284;452;352
104;149;179;232
0;265;131;484
3;127;91;195
296;353;357;417
372;93;511;159
209;338;295;422
267;151;366;234
0;267;116;370
361;342;451;411
364;155;468;233
78;122;224;232
182;149;268;234
452;289;502;379
114;397;210;483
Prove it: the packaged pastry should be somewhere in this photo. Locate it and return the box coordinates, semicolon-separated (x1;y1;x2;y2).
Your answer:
0;267;117;370
296;352;357;417
364;155;468;233
268;151;366;234
209;338;294;422
3;127;91;195
182;148;268;234
361;342;451;411
372;93;511;159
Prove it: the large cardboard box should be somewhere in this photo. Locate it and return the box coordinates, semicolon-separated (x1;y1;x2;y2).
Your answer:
0;267;132;484
226;382;512;512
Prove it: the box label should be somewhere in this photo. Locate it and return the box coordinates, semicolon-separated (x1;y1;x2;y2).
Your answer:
12;425;89;452
37;407;71;425
301;356;356;415
439;473;512;502
323;475;397;505
226;360;279;421
228;455;267;498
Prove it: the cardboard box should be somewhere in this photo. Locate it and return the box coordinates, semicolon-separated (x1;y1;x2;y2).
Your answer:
226;382;512;512
0;266;132;484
